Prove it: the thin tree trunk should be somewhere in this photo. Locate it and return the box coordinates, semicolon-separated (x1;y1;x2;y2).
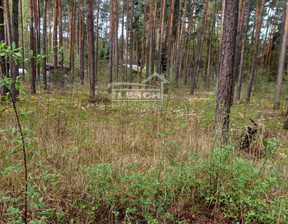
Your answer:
53;0;58;68
109;0;114;84
37;0;40;78
125;0;129;81
79;0;84;84
113;0;119;81
157;0;166;75
190;0;209;95
232;0;244;98
20;0;24;81
43;0;48;90
215;0;239;145
236;0;251;101
87;0;95;98
145;0;154;79
246;0;265;102
12;0;19;97
0;0;8;100
59;0;63;77
206;0;217;89
274;1;288;109
4;0;19;100
150;0;157;78
174;0;187;84
140;0;147;78
121;0;125;67
184;0;195;85
30;0;36;94
71;0;77;79
129;0;134;83
95;0;100;84
261;18;270;67
166;0;176;83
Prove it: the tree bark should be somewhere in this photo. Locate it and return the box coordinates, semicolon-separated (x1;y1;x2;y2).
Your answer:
129;0;134;83
95;0;100;84
145;0;154;79
174;0;187;84
157;0;166;75
140;0;147;78
121;0;125;66
113;0;119;81
215;0;239;145
236;0;251;101
43;0;48;90
109;0;114;84
166;0;176;83
184;0;195;85
53;0;58;69
20;0;24;81
87;0;95;98
79;0;85;84
206;0;217;89
59;0;63;70
70;0;77;79
190;0;209;95
0;0;8;100
246;0;265;102
30;0;36;94
274;1;288;110
5;0;19;100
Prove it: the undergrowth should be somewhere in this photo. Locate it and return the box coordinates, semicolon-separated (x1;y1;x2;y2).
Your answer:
0;84;288;223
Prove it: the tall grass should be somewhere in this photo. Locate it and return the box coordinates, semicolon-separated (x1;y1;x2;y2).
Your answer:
0;83;287;223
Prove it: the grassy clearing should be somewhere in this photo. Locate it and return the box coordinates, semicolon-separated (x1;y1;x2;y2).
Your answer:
0;83;288;223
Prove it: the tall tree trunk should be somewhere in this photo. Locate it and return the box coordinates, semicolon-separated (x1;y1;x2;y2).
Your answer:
87;0;95;98
36;0;40;78
58;0;63;78
30;0;36;94
157;0;166;75
109;0;114;84
121;0;125;67
174;0;187;84
150;0;157;78
261;23;269;67
113;0;119;81
145;0;154;79
129;0;134;82
206;0;217;89
140;0;147;78
53;0;58;69
236;0;251;101
190;0;209;95
274;1;288;109
20;0;24;80
125;0;129;81
79;0;85;84
184;0;195;85
246;0;265;102
0;0;8;100
12;0;19;98
215;0;239;145
95;0;100;84
232;0;244;99
70;0;77;79
4;0;19;100
43;0;48;90
166;0;176;83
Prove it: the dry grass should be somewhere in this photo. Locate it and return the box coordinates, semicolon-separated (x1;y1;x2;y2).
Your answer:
0;83;288;223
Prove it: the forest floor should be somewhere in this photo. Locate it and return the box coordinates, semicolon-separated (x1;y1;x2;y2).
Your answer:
0;83;288;223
